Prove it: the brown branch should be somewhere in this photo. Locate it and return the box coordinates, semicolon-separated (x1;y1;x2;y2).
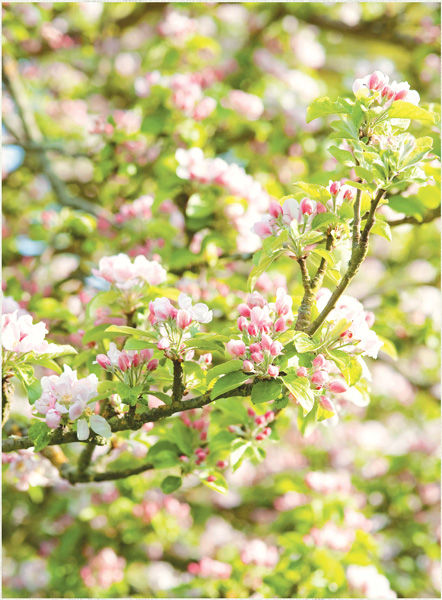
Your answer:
308;188;386;336
2;383;254;453
61;460;154;484
388;206;440;227
2;56;107;218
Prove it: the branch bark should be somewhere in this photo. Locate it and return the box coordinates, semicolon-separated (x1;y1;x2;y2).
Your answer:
2;383;253;453
388;206;440;227
307;188;385;336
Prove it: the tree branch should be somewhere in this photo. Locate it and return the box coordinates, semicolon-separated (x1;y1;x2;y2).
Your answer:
388;206;440;227
2;384;253;453
307;189;385;335
2;56;107;218
61;460;154;484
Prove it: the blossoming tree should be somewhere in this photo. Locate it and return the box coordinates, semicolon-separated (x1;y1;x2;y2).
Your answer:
2;3;440;598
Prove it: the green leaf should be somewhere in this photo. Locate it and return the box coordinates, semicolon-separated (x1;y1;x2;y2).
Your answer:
27;379;42;405
230;440;251;470
147;390;172;405
201;472;228;494
389;100;436;124
210;371;251;400
124;338;156;351
292;332;317;353
282;372;315;415
82;324;118;344
341;356;363;386
206;359;243;385
388;195;427;218
105;325;157;341
161;475;182;494
354;166;374;183
251;379;282;404
86;290;119;319
306;96;350;123
311;213;338;230
371;218;392;241
378;335;398;360
312;248;335;265
248;247;284;291
293;182;330;203
170;420;194;455
29;357;61;374
147;441;180;468
28;421;51;452
328;145;355;165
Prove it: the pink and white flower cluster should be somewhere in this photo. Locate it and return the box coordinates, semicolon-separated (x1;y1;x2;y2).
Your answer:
135;71;216;121
92;253;167;290
80;548;126;590
240;539;279;568
352;70;420;105
2;449;59;491
347;565;397;599
316;289;383;359
226;289;293;378
148;293;213;359
2;311;59;355
188;557;232;579
157;9;197;42
34;365;98;431
115;195;153;224
222;90;264;121
176;147;271;252
253;196;326;239
96;343;158;384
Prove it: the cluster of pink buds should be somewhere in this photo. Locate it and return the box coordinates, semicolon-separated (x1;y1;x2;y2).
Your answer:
115;195;153;224
326;181;355;212
148;293;212;360
180;409;209;443
352;70;420;105
294;353;348;413
96;343;158;388
226;289;293;378
249;407;275;441
187;557;232;579
253;196;326;239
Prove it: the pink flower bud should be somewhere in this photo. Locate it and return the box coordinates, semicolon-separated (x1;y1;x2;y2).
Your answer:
188;563;200;575
176;309;192;329
147;359;159;371
329;181;340;196
131;353;140;367
343;188;354;201
179;455;189;462
262;427;271;436
270;341;283;357
300;197;316;215
216;460;228;469
382;86;394;100
249;343;261;354
237;303;251;318
46;409;61;429
311;370;328;386
200;431;207;441
267;365;279;377
328;380;348;394
265;410;275;422
227;340;246;357
297;367;308;377
274;317;286;332
368;72;381;90
316;203;327;214
247;323;258;336
254;220;273;238
312;354;327;369
255;415;266;426
394;89;407;100
247;407;256;417
157;338;170;350
260;333;272;351
237;316;248;331
251;351;264;363
269;200;283;218
207;475;216;482
255;433;265;441
96;354;111;369
202;353;212;365
320;395;335;412
243;360;254;372
140;348;154;362
118;352;131;372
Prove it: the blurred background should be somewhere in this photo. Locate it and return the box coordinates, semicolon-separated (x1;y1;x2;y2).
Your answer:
2;2;441;598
